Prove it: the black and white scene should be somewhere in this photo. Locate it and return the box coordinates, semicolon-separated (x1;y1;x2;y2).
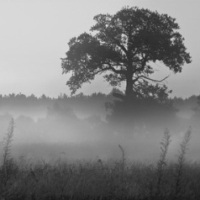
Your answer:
0;0;199;199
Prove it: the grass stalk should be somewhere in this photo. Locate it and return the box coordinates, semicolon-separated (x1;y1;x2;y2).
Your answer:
2;117;15;184
173;127;192;199
155;128;171;198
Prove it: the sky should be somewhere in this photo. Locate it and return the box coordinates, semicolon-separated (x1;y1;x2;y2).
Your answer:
0;0;199;98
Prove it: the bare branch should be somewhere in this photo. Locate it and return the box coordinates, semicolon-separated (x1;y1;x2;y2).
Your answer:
135;75;170;83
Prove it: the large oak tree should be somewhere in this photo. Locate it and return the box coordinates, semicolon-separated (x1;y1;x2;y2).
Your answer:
61;7;191;99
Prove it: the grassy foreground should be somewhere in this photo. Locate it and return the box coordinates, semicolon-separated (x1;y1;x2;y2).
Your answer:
0;119;199;200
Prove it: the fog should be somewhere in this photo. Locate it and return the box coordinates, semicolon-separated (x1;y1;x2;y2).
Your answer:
0;93;199;164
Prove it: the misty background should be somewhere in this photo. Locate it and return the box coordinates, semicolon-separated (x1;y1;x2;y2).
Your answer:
0;0;199;164
0;92;199;163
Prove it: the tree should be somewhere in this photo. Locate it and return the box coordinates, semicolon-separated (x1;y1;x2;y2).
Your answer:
61;7;191;99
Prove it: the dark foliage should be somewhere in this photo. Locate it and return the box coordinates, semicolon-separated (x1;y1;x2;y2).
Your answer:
62;7;191;99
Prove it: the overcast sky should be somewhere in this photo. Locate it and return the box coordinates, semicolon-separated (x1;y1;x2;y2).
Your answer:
0;0;199;98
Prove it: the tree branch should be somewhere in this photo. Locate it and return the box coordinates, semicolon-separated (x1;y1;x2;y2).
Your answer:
133;54;149;73
137;75;170;83
102;31;129;58
92;63;126;76
102;62;126;75
114;39;128;55
105;30;128;56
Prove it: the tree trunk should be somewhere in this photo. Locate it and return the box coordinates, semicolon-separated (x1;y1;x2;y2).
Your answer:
125;72;133;100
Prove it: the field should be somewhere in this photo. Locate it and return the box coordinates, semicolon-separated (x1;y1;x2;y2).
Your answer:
0;120;199;200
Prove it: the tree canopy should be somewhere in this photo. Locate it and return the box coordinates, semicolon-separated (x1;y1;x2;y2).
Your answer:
61;7;191;98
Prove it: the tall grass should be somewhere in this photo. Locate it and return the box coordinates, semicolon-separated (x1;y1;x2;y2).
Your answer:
173;127;192;199
0;125;197;200
155;128;171;198
0;117;16;199
2;118;14;176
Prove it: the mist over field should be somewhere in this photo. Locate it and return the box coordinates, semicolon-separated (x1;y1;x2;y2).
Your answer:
1;1;200;199
0;92;199;164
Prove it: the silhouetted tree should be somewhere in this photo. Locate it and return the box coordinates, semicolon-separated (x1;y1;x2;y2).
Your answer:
61;7;191;100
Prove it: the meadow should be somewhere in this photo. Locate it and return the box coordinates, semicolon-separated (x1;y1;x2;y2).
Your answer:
0;119;199;200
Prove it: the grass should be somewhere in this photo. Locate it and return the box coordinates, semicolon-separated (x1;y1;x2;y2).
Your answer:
155;128;171;199
0;120;199;200
173;127;192;200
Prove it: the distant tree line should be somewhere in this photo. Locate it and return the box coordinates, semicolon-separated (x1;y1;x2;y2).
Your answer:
0;91;200;135
0;91;199;113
